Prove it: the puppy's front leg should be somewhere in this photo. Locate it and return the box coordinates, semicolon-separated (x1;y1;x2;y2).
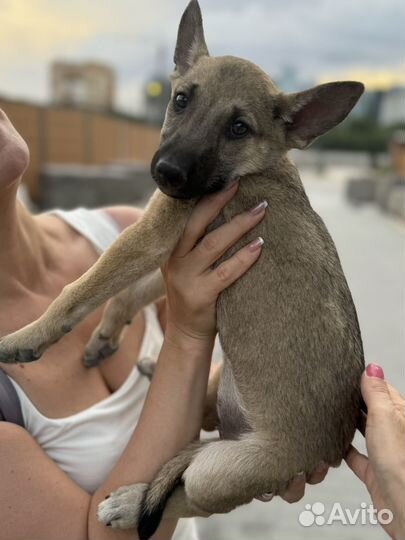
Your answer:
83;269;165;368
0;191;194;363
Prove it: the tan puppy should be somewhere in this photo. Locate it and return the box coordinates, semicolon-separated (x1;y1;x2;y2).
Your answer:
0;2;365;538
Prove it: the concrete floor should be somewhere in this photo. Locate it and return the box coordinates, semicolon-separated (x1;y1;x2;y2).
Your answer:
195;166;405;540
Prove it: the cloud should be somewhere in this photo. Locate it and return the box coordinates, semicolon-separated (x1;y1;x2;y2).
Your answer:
0;1;96;54
0;0;403;112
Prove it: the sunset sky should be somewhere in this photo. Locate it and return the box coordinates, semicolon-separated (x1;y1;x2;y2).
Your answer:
0;0;403;114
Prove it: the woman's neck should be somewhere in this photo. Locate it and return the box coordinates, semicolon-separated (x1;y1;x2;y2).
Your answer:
0;181;52;297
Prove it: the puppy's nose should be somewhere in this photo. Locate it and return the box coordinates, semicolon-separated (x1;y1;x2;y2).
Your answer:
155;159;187;186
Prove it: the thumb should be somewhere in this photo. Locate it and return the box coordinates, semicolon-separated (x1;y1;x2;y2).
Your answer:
361;363;392;416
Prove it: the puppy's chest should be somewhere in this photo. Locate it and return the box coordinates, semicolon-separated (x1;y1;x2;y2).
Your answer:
211;201;325;361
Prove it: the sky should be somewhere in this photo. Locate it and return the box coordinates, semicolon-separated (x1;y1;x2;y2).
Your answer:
0;0;404;114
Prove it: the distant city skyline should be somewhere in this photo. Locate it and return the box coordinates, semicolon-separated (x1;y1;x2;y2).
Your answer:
0;0;403;114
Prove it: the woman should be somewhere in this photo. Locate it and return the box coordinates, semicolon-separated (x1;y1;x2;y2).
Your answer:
0;108;326;540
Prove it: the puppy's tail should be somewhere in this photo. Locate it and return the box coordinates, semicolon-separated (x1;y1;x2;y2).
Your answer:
138;439;216;540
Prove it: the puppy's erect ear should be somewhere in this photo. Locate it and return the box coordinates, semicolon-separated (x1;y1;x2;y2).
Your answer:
174;0;209;75
276;81;364;149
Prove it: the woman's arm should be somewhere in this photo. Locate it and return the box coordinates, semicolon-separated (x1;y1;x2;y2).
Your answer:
0;422;89;540
88;338;213;540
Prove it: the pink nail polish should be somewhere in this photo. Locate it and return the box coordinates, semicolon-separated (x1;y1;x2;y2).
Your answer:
249;237;264;252
366;363;384;379
250;200;268;215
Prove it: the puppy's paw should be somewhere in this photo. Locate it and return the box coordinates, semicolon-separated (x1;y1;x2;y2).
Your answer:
83;313;132;368
0;324;53;363
0;317;76;364
137;357;156;380
83;333;119;368
98;483;148;529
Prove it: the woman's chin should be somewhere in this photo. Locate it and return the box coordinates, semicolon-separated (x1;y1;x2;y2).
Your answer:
0;110;30;185
0;137;30;186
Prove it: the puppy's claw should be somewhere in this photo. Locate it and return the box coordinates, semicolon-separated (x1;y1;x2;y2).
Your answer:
0;345;41;364
83;342;119;368
16;349;42;362
61;324;72;334
0;347;15;363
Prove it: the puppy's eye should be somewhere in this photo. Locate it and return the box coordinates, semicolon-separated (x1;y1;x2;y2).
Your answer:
174;93;188;110
230;120;249;139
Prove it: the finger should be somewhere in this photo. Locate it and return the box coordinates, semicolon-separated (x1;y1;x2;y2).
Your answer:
307;463;329;485
345;445;368;483
206;237;264;294
193;200;268;271
281;473;306;504
174;182;239;257
361;364;392;417
386;382;405;408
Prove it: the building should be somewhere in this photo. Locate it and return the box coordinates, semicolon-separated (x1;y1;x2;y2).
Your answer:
378;86;405;126
350;91;384;122
51;61;115;111
144;76;172;125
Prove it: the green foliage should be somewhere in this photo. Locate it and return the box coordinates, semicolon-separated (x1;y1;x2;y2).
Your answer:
314;119;404;153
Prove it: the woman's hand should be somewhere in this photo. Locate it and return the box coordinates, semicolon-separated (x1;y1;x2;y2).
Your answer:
255;463;329;504
346;364;405;540
162;182;266;348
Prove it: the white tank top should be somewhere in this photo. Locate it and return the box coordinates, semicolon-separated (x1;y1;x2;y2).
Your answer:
7;208;199;540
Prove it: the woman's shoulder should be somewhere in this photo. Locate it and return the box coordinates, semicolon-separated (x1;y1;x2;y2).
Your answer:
36;205;143;258
99;206;144;232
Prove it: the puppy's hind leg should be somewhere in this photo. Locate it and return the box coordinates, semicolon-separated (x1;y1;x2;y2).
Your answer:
138;436;295;540
83;270;165;367
98;440;214;532
97;484;210;530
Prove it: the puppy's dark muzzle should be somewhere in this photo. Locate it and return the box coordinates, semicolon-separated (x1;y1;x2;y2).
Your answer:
150;145;223;199
154;159;188;192
151;149;198;199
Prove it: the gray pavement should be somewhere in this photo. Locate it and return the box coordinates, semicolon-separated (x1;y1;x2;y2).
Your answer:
196;166;405;540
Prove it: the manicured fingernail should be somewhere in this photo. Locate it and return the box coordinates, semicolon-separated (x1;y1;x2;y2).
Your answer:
256;492;274;502
366;363;384;379
249;237;264;252
250;200;268;215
